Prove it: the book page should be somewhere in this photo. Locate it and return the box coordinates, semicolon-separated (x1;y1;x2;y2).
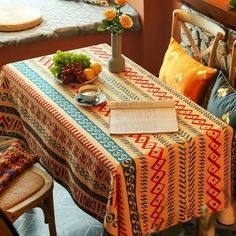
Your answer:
109;101;179;134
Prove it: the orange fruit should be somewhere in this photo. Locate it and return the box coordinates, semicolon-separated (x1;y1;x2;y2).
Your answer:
90;63;102;75
83;68;96;81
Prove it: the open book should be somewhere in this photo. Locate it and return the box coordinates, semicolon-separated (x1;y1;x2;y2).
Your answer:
109;100;179;134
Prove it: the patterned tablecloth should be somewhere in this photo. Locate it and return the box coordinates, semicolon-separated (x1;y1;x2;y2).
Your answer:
0;44;233;235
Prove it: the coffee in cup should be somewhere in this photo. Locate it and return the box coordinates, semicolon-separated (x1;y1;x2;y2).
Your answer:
78;85;101;103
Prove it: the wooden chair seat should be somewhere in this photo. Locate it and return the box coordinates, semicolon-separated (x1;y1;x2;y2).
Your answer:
0;165;57;236
0;168;45;210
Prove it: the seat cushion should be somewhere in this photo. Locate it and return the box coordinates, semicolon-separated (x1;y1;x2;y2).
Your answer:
0;0;141;46
0;168;44;210
159;37;217;104
0;141;39;194
0;5;43;32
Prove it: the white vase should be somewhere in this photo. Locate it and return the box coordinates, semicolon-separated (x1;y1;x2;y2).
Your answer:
108;33;125;73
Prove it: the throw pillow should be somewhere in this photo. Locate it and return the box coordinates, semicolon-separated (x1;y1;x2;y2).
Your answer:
159;37;217;104
0;141;39;193
207;70;236;130
82;0;110;6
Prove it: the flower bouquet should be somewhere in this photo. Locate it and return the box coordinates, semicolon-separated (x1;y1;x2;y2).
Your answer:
97;0;134;72
97;0;133;35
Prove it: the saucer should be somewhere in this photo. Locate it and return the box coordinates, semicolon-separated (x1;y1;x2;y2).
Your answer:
74;92;106;106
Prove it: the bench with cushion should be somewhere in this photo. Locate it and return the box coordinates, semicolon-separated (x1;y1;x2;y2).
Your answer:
0;0;141;67
0;0;180;75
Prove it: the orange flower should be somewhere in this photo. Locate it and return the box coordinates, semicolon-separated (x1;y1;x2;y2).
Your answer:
115;0;126;6
103;9;116;21
119;14;133;29
97;1;133;34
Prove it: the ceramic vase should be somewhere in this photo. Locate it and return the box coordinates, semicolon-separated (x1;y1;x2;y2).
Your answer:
108;33;125;73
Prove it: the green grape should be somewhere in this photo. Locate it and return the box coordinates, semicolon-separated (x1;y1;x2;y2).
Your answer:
50;50;92;79
83;60;90;69
70;55;77;63
50;67;57;77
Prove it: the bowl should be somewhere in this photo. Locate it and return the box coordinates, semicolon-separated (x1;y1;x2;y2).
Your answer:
54;75;98;85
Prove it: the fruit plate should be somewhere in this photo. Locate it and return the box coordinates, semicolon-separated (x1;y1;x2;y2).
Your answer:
53;75;98;86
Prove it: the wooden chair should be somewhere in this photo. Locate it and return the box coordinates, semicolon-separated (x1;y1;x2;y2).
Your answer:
0;139;57;236
0;208;19;236
171;9;225;67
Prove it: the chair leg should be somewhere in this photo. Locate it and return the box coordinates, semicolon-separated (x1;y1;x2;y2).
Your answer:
196;214;216;236
39;191;57;236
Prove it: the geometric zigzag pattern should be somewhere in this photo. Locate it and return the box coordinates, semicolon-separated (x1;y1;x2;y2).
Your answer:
0;44;233;235
89;45;231;229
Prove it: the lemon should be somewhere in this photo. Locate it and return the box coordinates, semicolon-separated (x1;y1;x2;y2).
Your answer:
90;63;102;75
83;68;96;81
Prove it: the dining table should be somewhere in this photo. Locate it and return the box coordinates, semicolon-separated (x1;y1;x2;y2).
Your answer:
0;43;233;235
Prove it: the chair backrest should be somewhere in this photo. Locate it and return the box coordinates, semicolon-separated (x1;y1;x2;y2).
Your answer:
229;40;236;88
171;9;225;67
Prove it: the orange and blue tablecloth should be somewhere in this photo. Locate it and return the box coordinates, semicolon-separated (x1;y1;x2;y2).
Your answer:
0;44;233;235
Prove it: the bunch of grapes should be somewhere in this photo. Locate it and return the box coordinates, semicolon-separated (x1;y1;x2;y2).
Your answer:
50;50;91;84
60;63;87;84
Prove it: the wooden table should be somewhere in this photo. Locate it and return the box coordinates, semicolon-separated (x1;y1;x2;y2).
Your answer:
0;44;233;235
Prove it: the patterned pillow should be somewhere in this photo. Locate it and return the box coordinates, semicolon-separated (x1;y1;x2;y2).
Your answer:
207;71;236;130
0;141;39;193
159;37;217;104
82;0;110;6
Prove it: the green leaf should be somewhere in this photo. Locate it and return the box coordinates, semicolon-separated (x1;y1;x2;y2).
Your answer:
230;0;236;8
97;25;107;32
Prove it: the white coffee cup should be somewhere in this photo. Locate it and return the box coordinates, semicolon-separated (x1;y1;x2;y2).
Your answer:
78;85;101;103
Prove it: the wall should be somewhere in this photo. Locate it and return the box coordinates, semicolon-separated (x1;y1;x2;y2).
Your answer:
127;0;179;75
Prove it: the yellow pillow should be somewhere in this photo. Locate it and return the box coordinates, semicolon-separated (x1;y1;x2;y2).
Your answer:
159;37;217;104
